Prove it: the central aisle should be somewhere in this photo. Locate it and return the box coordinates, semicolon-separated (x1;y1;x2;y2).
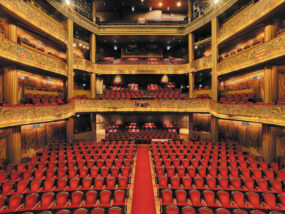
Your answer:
131;146;156;214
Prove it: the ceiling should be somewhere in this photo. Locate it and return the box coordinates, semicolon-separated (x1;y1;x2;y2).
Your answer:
95;0;189;13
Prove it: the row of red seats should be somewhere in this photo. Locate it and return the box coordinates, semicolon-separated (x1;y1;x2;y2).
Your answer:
0;190;125;213
160;189;285;211
156;176;284;193
0;177;130;196
164;205;282;214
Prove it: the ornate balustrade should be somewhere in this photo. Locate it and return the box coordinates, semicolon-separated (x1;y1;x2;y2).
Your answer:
0;99;285;128
190;56;212;72
0;0;67;43
73;58;95;73
218;33;285;75
0;36;67;76
218;0;284;44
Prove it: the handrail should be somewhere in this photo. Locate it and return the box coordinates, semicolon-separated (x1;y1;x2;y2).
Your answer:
0;99;284;128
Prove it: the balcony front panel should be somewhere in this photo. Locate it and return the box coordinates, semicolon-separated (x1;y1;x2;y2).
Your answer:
0;36;67;76
218;0;284;44
190;56;212;72
217;33;285;76
0;0;67;44
0;99;285;128
73;58;95;73
94;64;190;74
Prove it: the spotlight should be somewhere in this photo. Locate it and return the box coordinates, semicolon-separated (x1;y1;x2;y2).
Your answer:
214;0;219;4
177;2;181;7
65;0;70;5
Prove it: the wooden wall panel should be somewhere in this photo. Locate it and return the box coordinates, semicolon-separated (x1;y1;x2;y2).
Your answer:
218;119;262;155
22;121;66;156
193;113;211;132
276;136;285;161
0;137;6;160
278;71;285;100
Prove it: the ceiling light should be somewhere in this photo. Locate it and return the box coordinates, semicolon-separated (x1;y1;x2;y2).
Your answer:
114;45;118;50
73;43;76;47
65;0;70;5
79;43;82;47
177;2;181;7
214;0;219;4
158;2;163;7
166;45;171;50
131;6;135;12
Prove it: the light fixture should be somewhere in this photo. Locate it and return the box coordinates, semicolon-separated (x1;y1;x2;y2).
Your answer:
158;2;163;7
177;2;181;7
194;45;198;49
65;0;70;5
79;43;82;47
82;83;86;87
131;6;135;12
73;43;76;47
114;45;118;50
83;46;86;49
149;6;152;11
214;0;219;4
166;45;171;50
167;6;170;11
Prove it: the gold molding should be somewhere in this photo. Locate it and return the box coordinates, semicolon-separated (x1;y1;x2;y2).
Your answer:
218;0;285;44
0;0;67;44
73;57;95;73
0;36;67;76
0;100;285;128
190;56;212;72
218;33;285;76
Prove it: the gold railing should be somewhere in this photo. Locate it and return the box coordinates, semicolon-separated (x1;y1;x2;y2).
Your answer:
0;0;67;43
190;56;212;72
218;0;285;44
218;33;285;75
0;99;285;128
0;36;67;76
47;0;238;36
73;58;95;73
94;64;190;74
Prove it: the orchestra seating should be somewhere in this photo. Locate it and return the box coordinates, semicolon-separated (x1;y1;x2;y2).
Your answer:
151;140;285;214
0;140;136;214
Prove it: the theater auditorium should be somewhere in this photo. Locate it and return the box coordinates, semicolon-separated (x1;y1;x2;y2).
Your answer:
0;0;284;213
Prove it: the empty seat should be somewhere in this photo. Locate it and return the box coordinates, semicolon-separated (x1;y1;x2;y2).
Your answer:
165;205;179;214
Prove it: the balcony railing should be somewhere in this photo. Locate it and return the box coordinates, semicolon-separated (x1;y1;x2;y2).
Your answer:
0;99;284;128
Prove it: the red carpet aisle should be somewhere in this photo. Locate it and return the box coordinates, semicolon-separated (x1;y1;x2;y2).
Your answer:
131;147;156;214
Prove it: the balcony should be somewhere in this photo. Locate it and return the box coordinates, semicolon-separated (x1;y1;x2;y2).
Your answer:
0;99;284;128
0;0;67;44
0;36;67;76
218;0;284;44
190;56;212;72
218;33;285;76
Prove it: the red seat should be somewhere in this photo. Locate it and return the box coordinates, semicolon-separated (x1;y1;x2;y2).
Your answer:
189;190;203;206
74;208;88;214
83;191;97;207
91;207;105;214
182;206;195;214
112;190;126;206
94;177;105;190
217;190;235;208
81;178;92;190
165;205;179;214
97;190;111;207
20;193;38;211
216;208;231;214
161;189;175;206
175;189;189;206
203;190;219;207
199;207;213;214
109;207;122;214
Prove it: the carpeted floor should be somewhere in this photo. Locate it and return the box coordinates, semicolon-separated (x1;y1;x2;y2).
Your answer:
131;147;156;214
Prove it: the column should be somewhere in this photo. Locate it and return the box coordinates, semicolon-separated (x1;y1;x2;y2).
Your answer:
92;0;96;22
189;73;194;98
6;127;21;164
264;66;277;104
67;19;74;99
90;33;96;63
262;124;275;162
211;17;219;101
188;33;195;98
91;73;96;98
264;24;277;42
6;23;17;42
187;0;192;21
3;66;19;105
90;113;97;141
66;118;74;144
189;113;194;140
210;116;218;142
264;23;277;104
